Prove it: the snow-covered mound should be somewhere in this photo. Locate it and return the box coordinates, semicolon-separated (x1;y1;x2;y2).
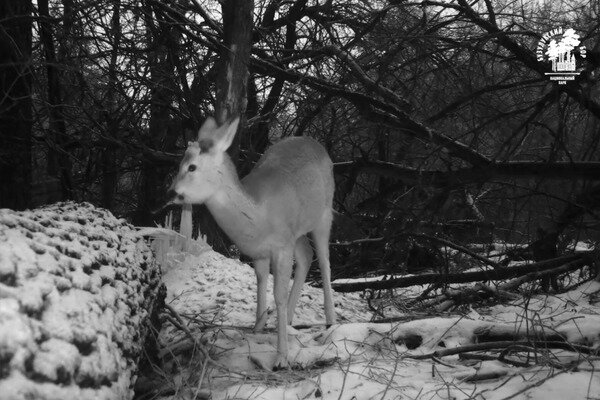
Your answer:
161;249;371;329
0;202;162;400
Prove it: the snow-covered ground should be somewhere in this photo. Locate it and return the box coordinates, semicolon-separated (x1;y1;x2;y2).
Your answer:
157;241;600;400
3;205;597;399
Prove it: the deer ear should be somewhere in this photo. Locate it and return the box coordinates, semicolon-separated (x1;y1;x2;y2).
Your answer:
198;117;218;141
214;117;239;152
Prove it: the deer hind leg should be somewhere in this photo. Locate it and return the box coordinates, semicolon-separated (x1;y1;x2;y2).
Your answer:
272;247;294;369
253;258;270;331
287;235;313;325
312;210;336;326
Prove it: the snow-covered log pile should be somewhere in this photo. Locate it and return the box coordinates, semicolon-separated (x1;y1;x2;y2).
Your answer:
0;202;163;400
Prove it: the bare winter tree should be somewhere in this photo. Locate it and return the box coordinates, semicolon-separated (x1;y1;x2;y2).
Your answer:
0;1;33;209
0;0;598;286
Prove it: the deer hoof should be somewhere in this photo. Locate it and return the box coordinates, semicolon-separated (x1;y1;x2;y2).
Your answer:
272;354;290;371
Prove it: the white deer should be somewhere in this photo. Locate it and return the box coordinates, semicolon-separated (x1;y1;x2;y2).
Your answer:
168;116;336;369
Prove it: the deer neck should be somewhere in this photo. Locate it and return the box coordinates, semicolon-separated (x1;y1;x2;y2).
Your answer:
204;158;266;254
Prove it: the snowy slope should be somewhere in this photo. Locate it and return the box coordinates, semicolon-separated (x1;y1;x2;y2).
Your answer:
161;249;371;328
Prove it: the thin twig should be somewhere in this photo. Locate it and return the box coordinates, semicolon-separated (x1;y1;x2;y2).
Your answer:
407;340;598;360
459;352;530;368
162;305;249;378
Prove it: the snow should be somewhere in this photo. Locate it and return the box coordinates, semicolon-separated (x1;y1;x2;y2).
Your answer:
32;338;81;381
158;241;600;399
0;202;162;400
333;274;405;285
161;249;372;329
2;203;599;399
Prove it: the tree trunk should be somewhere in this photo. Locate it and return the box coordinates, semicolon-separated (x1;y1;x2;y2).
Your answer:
136;3;180;225
0;1;33;210
183;0;254;249
245;1;304;159
102;0;123;210
215;0;254;162
331;254;588;292
38;0;74;200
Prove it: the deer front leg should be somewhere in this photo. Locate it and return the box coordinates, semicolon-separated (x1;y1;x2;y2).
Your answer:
271;247;293;370
253;258;270;331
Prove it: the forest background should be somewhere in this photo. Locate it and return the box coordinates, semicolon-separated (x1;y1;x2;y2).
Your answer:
1;0;599;279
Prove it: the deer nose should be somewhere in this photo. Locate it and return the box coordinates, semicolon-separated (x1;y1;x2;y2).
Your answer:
167;189;185;202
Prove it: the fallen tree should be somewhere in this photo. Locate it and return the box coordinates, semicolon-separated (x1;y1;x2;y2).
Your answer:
423;259;595;312
331;253;594;293
0;202;164;400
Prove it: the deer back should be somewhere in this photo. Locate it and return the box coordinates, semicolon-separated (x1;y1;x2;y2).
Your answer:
242;137;334;236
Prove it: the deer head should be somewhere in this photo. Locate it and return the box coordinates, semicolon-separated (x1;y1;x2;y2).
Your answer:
168;117;240;204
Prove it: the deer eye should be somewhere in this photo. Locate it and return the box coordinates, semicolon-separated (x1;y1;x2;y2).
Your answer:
188;164;197;172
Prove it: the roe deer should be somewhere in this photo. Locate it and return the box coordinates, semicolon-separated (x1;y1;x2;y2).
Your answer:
168;116;336;369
